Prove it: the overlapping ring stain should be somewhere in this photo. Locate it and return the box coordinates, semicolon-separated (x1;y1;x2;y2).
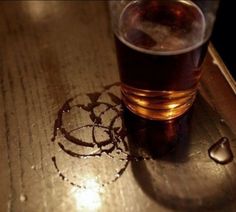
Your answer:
51;83;148;188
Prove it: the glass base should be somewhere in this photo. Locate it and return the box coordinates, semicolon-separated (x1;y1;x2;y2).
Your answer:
121;84;196;120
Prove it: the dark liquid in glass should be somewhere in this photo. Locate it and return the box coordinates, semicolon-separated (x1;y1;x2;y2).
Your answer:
115;0;208;120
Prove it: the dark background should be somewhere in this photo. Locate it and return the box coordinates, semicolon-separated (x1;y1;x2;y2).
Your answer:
212;1;235;80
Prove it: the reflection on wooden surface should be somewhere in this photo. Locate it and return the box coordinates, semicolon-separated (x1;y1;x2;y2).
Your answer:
0;1;236;212
130;94;236;211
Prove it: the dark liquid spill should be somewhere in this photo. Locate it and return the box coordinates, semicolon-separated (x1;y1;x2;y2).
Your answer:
52;156;83;188
77;102;102;124
87;92;101;103
51;83;186;187
51;84;139;187
208;137;234;164
51;155;129;187
61;127;95;147
58;142;102;158
51;98;73;142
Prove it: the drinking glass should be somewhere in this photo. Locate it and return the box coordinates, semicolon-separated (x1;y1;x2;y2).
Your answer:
109;0;220;120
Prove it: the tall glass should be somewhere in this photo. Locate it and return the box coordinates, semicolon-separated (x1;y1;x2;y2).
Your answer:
109;0;219;120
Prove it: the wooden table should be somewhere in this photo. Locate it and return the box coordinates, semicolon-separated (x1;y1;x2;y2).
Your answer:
0;1;236;212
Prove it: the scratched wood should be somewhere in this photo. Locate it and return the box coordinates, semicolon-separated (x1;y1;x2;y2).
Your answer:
0;1;236;212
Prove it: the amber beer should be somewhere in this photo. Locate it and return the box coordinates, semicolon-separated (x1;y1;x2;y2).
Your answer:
114;0;208;120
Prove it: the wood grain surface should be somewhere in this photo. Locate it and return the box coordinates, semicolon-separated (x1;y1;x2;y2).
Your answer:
0;1;236;212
